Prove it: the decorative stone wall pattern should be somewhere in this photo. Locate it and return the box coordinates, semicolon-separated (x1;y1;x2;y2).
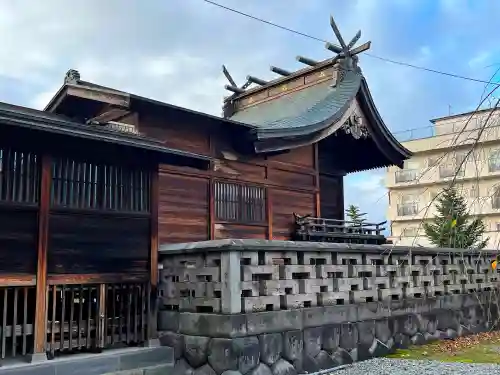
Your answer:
159;240;500;314
159;292;500;375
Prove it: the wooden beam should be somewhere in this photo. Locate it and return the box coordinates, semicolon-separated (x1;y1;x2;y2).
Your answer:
87;107;131;124
66;85;130;108
32;154;52;361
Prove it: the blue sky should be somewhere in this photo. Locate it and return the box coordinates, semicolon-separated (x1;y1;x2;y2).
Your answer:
0;0;499;224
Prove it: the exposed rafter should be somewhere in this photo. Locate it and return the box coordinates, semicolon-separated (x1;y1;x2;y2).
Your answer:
247;75;268;86
270;66;292;77
296;56;319;67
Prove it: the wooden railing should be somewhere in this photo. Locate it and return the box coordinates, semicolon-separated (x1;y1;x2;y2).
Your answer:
45;282;150;358
293;214;388;245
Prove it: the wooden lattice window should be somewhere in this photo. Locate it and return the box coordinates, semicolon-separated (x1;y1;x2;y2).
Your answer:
214;181;266;223
0;147;40;204
51;157;150;212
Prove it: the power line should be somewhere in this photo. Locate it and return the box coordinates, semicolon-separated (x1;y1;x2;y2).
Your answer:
202;0;500;87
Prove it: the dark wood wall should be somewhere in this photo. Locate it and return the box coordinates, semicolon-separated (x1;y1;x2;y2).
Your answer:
139;113;331;244
0;147;40;277
0;140;154;283
47;155;152;280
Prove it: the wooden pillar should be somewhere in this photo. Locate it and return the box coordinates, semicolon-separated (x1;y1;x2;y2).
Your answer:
147;166;159;345
314;144;321;217
31;154;52;362
150;167;159;288
209;178;215;240
265;165;273;240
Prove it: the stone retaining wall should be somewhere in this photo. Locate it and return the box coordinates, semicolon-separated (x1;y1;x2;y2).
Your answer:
159;292;499;375
158;240;500;375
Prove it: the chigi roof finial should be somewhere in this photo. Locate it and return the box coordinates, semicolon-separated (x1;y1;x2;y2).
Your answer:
324;15;371;73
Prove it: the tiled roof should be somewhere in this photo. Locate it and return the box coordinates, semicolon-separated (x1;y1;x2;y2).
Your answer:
229;70;361;137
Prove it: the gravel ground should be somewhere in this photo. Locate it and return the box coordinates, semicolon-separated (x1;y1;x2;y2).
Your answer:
328;358;500;375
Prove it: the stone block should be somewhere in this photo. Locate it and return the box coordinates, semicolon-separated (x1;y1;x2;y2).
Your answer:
208;338;239;375
193;364;217;375
172;358;194;375
282;330;303;362
158;310;180;332
303;327;322;357
259;333;283;366
339;323;358;351
159;331;184;359
357;302;391;320
302;305;357;328
410;332;426;345
248;363;273;375
233;337;260;375
357;321;375;347
246;310;302;336
179;313;247;338
374;319;391;343
331;348;353;365
184;335;210;368
321;324;340;353
315;350;338;370
271;359;297;375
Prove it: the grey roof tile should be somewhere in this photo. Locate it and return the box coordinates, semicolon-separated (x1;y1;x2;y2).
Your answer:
229;71;361;133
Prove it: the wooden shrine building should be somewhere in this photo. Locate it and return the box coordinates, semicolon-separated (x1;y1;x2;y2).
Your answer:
0;101;209;361
0;15;411;362
43;16;411;247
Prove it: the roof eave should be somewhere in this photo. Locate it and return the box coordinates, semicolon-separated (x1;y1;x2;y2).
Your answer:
0;104;211;168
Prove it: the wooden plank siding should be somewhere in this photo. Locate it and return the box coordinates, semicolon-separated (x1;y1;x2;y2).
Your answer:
139;116;327;243
158;171;209;244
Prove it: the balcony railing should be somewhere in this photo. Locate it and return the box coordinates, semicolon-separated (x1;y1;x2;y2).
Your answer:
492;197;500;209
395;169;417;183
439;164;464;179
397;204;418;216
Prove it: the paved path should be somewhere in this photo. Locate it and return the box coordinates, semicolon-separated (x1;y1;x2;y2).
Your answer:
326;358;500;375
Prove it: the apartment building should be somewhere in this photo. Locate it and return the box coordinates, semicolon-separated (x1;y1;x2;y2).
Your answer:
386;107;500;249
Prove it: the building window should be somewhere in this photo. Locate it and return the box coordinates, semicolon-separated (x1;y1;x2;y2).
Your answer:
492;186;500;209
397;195;419;216
489;149;500;172
214;181;266;223
395;161;419;183
0;147;40;204
401;227;418;237
427;156;439;168
470;184;479;198
51;157;150;212
439;151;466;178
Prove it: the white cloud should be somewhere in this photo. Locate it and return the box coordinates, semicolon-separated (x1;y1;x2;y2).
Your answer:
468;51;491;69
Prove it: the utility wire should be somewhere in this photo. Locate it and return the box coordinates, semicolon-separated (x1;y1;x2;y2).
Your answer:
202;0;500;87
